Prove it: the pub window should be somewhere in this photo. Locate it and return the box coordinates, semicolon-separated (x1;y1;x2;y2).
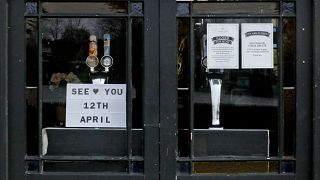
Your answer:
176;1;296;174
25;1;144;173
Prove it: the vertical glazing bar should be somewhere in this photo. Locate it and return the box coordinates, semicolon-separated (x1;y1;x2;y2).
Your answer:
278;0;284;165
144;0;160;179
189;14;194;169
0;0;8;179
37;5;44;172
127;5;133;172
313;0;320;179
8;0;26;179
296;0;312;179
159;0;177;179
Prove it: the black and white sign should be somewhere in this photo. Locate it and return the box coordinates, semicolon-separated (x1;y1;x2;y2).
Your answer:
207;23;239;69
66;84;126;128
241;23;274;69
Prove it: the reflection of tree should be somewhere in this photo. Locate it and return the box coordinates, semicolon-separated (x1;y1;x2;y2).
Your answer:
42;18;63;40
41;18;90;61
95;19;122;38
42;18;85;40
41;18;91;88
50;19;63;40
177;19;189;86
60;25;89;61
65;19;83;31
26;18;37;38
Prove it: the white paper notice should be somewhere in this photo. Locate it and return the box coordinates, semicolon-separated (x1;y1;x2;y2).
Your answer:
241;23;274;69
66;84;126;128
207;23;239;69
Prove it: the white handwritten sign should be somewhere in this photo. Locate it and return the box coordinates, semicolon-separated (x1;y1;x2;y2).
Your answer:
66;84;126;128
207;23;239;69
241;23;274;69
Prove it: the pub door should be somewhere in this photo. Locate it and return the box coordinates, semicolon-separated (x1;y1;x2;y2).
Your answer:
159;1;313;180
6;0;161;180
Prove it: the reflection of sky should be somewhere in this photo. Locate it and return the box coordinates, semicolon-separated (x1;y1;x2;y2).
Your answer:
131;3;143;16
177;3;190;15
82;19;99;34
282;2;295;15
26;2;38;14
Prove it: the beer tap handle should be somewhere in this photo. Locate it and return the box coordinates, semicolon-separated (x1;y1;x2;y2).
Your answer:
101;34;114;74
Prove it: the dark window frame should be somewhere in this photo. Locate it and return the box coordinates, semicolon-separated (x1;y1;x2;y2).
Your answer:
314;0;320;179
0;0;8;180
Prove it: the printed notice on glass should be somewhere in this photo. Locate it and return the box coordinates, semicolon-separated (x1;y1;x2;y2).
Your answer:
207;23;239;69
66;84;126;128
241;23;274;69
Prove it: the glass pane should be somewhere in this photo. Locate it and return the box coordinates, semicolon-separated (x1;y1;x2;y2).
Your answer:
193;2;280;15
177;19;190;88
132;129;143;156
177;162;190;175
283;18;296;87
42;2;128;14
281;161;295;173
282;2;296;16
26;160;39;172
26;18;39;87
25;2;145;172
41;18;126;127
43;161;128;172
26;2;38;14
178;129;190;157
131;2;143;16
192;161;279;174
282;18;296;157
132;18;144;128
26;87;39;155
177;3;190;16
26;18;39;155
193;19;279;157
283;87;295;156
177;18;191;157
132;161;144;173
